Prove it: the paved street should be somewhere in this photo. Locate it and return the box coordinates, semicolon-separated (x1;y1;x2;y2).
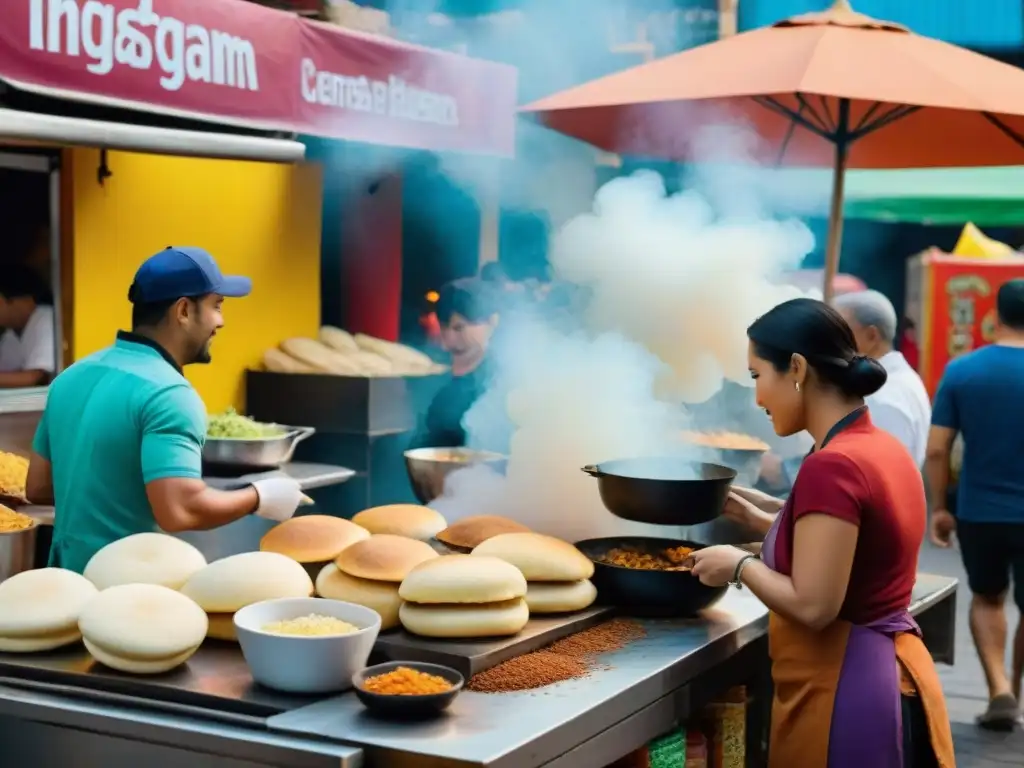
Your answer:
917;542;1024;765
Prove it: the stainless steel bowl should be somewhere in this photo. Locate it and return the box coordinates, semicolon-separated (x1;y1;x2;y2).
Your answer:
0;522;38;582
403;447;508;504
203;426;315;469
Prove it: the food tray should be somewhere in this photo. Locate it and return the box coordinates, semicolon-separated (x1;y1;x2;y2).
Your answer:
371;606;614;678
0;641;317;719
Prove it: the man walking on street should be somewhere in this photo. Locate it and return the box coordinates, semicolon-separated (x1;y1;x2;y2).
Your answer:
925;278;1024;730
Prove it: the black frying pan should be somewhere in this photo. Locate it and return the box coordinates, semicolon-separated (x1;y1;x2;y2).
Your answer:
575;536;728;616
581;458;736;525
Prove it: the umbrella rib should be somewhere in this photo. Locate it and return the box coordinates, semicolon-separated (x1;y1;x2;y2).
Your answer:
752;96;832;140
815;94;837;132
850;104;922;140
795;93;834;134
853;101;886;132
982;113;1024;151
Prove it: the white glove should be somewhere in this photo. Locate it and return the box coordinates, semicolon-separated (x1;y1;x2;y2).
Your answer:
252;477;303;522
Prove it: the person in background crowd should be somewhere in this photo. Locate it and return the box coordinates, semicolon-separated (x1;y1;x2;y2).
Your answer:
25;247;304;573
693;298;952;767
926;278;1024;729
0;265;56;388
410;278;498;449
834;290;931;467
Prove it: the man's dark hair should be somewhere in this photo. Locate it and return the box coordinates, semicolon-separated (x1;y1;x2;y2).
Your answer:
0;265;51;304
435;278;494;325
997;279;1024;331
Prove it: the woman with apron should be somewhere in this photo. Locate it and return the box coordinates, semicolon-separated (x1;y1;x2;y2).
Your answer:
691;298;954;768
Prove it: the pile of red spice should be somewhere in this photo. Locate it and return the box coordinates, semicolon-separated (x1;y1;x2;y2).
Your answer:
467;619;646;693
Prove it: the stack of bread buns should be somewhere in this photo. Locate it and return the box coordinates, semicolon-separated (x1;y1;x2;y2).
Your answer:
79;583;208;674
351;504;447;542
83;533;207;590
472;533;597;614
435;515;530;552
398;555;529;638
260;515;369;578
317;534;437;630
181;552;314;641
0;568;98;652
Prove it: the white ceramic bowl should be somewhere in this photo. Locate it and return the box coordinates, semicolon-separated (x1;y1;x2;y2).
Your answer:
233;598;381;694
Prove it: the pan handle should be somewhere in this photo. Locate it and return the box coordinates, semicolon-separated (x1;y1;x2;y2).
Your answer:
580;465;604;478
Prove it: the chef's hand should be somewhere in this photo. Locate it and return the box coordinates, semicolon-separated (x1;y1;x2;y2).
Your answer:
929;509;956;549
730;485;782;511
722;491;763;529
690;545;749;588
252;477;303;522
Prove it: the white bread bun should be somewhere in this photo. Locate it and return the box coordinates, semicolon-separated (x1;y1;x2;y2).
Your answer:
181;552;313;613
318;326;359;354
399;598;528;638
83;639;199;675
84;533;207;591
399;554;526;604
315;563;401;630
334;535;438;582
205;613;238;641
260;515;369;563
351;504;446;541
263;348;318;373
280;338;361;375
472;532;594;582
0;568;98;651
78;584;207;674
524;580;597;614
435;515;530;550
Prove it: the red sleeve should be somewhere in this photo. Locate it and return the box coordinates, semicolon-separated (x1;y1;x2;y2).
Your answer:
790;451;866;527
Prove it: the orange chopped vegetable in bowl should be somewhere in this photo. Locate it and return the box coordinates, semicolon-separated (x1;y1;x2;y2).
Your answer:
353;661;464;717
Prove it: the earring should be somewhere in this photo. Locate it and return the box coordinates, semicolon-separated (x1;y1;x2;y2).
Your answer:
795;382;801;393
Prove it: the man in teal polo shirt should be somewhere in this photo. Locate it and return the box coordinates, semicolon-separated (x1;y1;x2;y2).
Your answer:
25;246;303;573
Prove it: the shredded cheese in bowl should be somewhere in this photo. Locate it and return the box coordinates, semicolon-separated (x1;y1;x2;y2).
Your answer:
262;613;360;637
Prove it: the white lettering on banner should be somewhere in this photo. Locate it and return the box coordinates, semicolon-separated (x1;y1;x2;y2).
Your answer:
27;0;259;92
300;58;459;128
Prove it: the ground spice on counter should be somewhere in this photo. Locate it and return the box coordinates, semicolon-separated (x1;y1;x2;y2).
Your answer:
467;619;646;693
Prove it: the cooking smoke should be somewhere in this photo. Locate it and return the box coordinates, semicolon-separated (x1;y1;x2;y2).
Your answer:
431;167;816;542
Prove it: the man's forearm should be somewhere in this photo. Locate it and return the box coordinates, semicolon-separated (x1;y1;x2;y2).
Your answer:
924;453;950;511
0;370;49;389
178;486;260;531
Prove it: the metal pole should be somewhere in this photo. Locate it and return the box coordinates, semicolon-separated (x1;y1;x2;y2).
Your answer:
822;98;850;303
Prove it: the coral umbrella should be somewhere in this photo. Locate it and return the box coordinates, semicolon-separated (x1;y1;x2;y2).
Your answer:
522;0;1024;300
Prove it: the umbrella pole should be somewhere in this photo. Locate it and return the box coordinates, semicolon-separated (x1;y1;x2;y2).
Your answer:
822;100;851;303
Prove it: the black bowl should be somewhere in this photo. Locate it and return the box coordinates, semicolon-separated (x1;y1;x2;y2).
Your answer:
575;536;728;616
353;662;464;719
581;458;736;526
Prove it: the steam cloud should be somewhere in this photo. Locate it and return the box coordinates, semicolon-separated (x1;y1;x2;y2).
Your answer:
432;169;817;542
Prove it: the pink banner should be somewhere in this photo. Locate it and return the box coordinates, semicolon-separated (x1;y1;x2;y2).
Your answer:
0;0;517;156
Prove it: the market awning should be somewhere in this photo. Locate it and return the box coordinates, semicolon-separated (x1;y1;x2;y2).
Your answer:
0;0;517;157
0;109;305;163
764;167;1024;226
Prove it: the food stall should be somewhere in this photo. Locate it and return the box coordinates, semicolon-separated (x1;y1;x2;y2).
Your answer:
904;224;1024;396
0;462;958;768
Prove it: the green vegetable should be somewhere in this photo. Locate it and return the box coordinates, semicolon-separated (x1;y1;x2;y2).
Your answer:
207;408;284;440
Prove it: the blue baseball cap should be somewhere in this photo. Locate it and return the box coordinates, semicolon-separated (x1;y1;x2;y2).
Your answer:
128;246;252;304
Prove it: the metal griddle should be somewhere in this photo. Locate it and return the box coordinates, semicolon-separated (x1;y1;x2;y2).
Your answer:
371;606;614;678
0;640;319;721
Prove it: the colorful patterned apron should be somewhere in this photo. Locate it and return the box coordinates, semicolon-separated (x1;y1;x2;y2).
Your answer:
760;474;956;767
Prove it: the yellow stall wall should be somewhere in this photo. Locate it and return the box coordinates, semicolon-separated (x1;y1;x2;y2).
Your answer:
68;149;322;412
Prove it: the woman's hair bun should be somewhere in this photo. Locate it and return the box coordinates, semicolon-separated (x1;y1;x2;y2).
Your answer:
841;355;887;398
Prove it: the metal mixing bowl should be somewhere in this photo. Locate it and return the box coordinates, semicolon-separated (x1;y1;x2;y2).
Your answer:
203;426;315;469
403;447;508;504
0;521;38;583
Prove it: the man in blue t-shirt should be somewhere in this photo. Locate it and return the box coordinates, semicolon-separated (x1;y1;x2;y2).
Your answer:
926;278;1024;730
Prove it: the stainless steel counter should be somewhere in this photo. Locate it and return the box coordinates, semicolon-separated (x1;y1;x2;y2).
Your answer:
0;573;958;768
267;574;958;768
